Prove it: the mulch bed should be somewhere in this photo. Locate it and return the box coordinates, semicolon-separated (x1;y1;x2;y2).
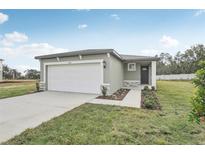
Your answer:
96;88;130;101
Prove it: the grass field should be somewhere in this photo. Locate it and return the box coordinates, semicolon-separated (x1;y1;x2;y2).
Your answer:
3;81;205;144
0;80;36;99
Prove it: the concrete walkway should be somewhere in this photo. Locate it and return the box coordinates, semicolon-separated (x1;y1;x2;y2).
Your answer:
89;89;141;108
0;91;96;143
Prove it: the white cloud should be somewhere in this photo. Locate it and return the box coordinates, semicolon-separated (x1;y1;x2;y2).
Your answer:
1;31;28;46
0;43;66;73
0;47;15;55
0;43;67;57
75;9;90;12
0;12;8;24
17;43;67;56
78;24;88;30
110;14;120;20
194;10;205;16
15;65;39;74
160;35;179;48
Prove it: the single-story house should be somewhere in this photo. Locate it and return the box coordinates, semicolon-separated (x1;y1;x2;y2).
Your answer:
35;49;159;94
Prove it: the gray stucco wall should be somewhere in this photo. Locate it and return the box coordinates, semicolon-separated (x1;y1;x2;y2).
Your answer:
123;63;140;81
39;53;111;90
38;53;154;94
39;53;124;94
109;55;124;93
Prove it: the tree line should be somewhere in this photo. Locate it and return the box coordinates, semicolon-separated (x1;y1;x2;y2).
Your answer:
3;65;40;80
156;44;205;75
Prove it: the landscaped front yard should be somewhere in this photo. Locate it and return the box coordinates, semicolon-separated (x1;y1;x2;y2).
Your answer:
3;81;205;144
0;80;36;99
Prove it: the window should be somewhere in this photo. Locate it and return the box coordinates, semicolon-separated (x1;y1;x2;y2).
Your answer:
128;63;136;71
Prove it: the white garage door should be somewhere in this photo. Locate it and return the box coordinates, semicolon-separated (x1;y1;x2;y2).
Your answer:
47;63;102;94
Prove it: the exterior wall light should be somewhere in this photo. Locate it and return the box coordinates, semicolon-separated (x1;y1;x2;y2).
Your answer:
103;61;106;68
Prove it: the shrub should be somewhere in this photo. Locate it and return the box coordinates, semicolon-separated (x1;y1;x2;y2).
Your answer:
189;61;205;124
142;89;160;110
144;95;159;109
36;80;40;92
143;86;149;91
151;86;156;91
101;85;108;97
142;90;149;96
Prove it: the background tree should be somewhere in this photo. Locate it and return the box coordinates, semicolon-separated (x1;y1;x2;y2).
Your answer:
24;69;40;79
3;65;21;79
2;65;40;80
156;53;173;75
156;44;205;75
3;65;13;79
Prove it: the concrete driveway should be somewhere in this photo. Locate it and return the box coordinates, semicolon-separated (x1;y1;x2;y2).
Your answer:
0;91;97;143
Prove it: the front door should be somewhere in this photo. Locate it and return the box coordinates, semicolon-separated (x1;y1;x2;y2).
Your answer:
141;66;149;84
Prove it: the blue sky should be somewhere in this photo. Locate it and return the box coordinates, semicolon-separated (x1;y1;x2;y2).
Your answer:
0;9;205;72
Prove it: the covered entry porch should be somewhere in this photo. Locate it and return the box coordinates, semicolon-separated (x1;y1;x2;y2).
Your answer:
122;60;156;89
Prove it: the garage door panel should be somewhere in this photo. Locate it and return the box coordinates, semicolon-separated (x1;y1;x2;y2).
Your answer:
47;63;102;94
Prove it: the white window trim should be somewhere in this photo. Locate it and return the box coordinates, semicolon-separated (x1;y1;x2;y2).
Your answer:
43;59;104;87
128;63;136;71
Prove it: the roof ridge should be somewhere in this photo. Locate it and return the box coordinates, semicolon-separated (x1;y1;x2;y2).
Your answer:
70;48;114;52
35;48;115;59
120;54;153;57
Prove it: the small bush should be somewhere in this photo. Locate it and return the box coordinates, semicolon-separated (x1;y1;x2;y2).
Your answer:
144;95;159;109
143;86;149;91
101;85;108;97
151;86;155;91
36;81;40;92
142;89;160;110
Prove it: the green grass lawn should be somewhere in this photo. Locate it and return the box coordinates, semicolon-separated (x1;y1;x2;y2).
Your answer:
4;81;205;144
0;81;36;99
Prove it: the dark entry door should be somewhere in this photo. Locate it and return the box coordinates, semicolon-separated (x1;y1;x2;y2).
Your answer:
141;66;149;84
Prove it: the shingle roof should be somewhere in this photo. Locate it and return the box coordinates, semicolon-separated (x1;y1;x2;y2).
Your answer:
35;49;116;59
120;54;159;61
34;49;159;61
